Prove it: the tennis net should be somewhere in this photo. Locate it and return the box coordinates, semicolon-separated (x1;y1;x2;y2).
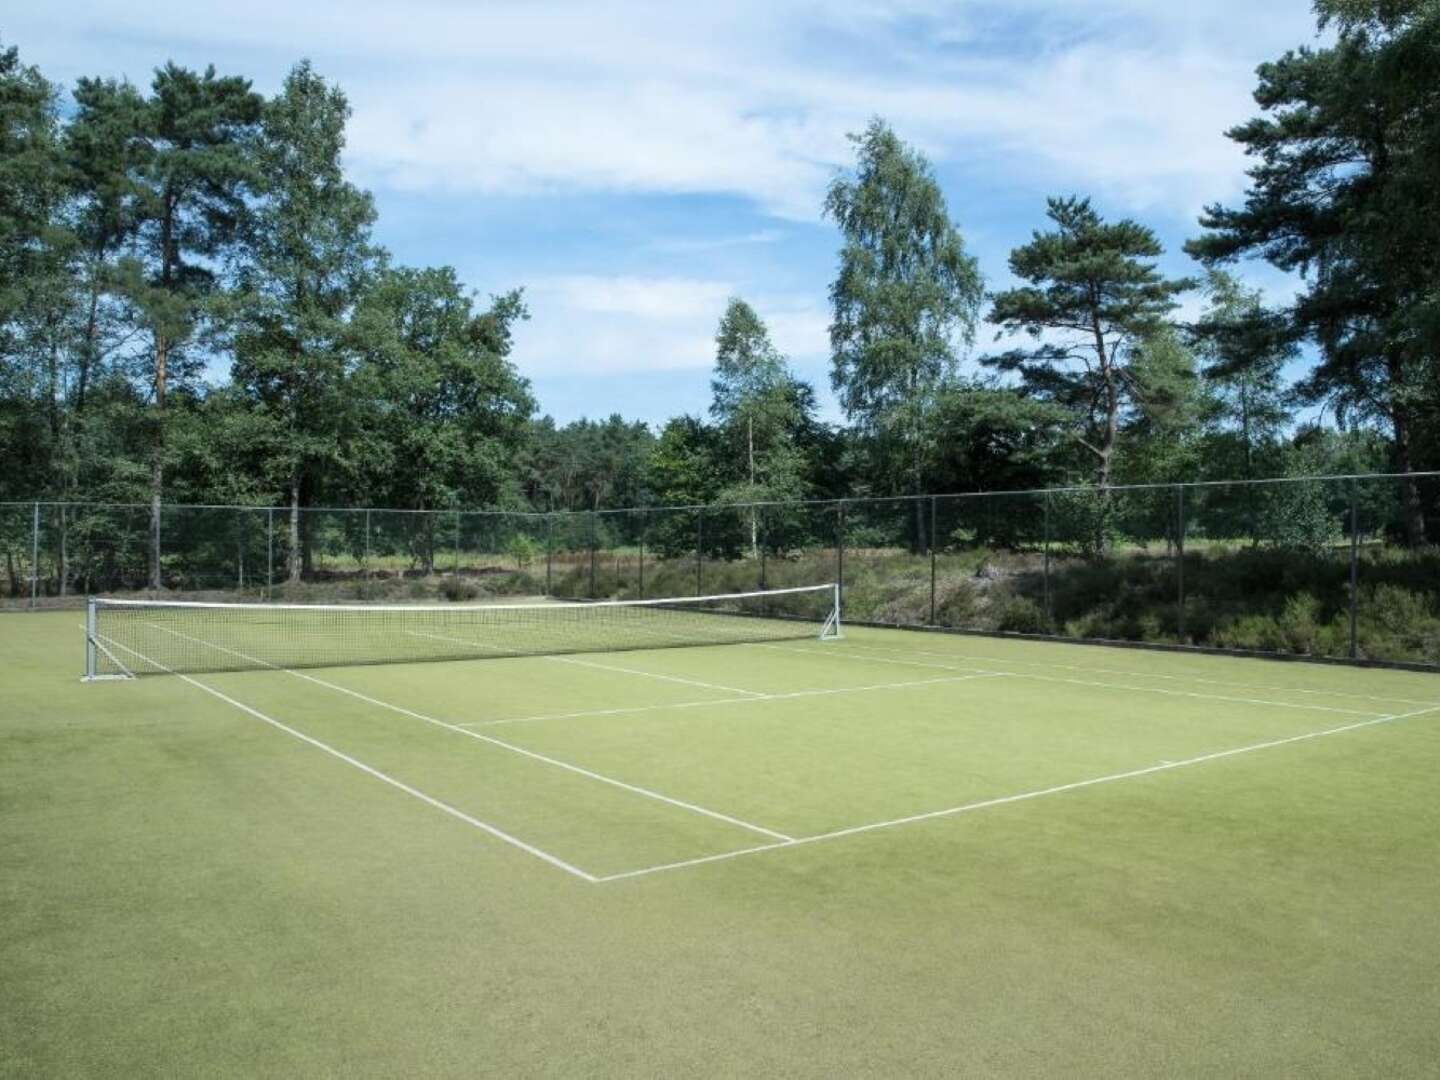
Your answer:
84;584;842;678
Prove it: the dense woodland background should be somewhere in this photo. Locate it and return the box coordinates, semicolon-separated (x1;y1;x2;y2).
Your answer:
2;2;1439;659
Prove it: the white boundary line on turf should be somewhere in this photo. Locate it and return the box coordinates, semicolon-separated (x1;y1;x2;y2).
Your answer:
807;638;1440;709
596;702;1440;882
141;623;795;843
754;642;1388;718
458;673;1007;728
92;631;599;882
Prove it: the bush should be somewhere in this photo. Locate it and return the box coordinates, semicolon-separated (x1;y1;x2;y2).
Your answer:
996;595;1046;634
439;576;480;602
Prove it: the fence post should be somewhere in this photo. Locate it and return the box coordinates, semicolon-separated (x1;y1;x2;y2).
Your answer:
1176;486;1187;644
266;508;274;600
151;499;161;598
30;502;39;608
1043;491;1052;630
758;505;767;591
929;495;938;625
59;504;67;599
453;511;461;576
588;512;597;598
1349;481;1360;659
364;509;372;580
545;514;554;597
695;508;704;596
638;510;647;599
836;501;846;609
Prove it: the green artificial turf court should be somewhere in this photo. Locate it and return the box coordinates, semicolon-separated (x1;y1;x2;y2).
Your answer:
5;600;1440;1075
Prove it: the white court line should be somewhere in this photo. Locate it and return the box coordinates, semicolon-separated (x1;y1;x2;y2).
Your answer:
143;624;794;843
94;633;598;882
807;637;1440;709
757;642;1386;718
598;702;1440;883
460;673;1007;728
407;628;767;698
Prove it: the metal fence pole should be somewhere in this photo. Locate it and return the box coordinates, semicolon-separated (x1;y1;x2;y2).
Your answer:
151;500;161;598
1043;491;1052;629
638;510;648;599
30;502;39;608
929;495;938;625
1176;485;1186;644
588;512;597;599
1349;481;1360;659
266;508;274;600
836;501;846;608
364;509;372;579
758;505;767;591
695;508;704;597
453;511;461;576
545;514;554;596
59;504;67;598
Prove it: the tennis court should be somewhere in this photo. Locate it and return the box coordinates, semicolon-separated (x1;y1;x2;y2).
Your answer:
6;593;1440;1075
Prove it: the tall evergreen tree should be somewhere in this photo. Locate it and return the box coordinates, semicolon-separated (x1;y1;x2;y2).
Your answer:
986;196;1193;490
231;61;379;580
825;118;982;548
1187;0;1440;542
124;63;262;587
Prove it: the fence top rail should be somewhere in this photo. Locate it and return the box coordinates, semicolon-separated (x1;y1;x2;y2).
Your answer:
4;469;1438;520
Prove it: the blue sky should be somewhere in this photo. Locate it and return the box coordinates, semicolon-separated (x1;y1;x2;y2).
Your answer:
11;0;1322;425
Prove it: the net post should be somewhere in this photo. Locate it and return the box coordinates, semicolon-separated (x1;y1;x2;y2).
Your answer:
1175;485;1186;644
929;495;937;625
30;501;39;609
1348;480;1360;659
85;596;96;678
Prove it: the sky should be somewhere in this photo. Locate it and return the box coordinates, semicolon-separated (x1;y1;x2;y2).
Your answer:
9;0;1323;426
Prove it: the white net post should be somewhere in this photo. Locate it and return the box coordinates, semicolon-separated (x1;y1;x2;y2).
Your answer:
821;582;843;640
85;596;96;678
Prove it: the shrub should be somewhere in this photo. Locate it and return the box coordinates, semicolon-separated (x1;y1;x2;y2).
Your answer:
439;576;479;602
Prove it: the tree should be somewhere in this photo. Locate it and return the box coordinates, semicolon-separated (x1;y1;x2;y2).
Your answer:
986;196;1193;491
124;63;262;587
231;61;378;580
825;118;983;549
350;269;533;525
710;298;802;554
1190;270;1293;482
1186;0;1440;543
0;40;82;509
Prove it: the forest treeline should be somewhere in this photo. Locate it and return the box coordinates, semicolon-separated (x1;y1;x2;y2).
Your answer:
2;0;1437;575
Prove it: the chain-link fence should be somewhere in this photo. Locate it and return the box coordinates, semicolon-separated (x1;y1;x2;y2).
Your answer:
6;471;1439;666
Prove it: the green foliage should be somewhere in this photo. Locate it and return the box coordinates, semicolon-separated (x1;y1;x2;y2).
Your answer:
826;118;983;508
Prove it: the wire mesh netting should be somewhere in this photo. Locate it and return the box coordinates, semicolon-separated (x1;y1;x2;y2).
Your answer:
10;473;1440;667
88;585;840;677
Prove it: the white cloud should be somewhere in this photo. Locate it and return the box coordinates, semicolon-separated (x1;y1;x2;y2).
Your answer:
15;0;1318;223
511;275;830;378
